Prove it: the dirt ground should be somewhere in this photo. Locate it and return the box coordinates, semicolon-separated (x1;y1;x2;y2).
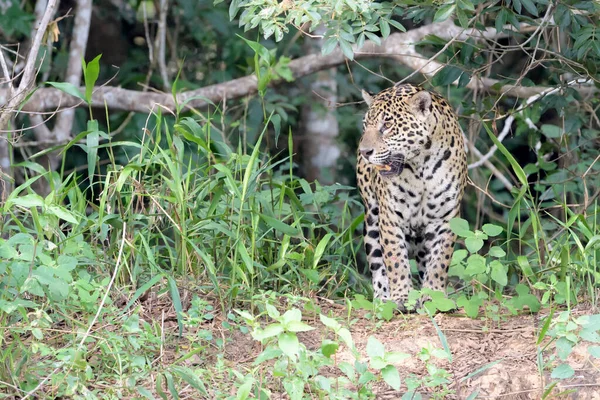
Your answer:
149;293;600;400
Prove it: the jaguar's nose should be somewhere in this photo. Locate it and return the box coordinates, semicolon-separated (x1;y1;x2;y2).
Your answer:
360;149;374;158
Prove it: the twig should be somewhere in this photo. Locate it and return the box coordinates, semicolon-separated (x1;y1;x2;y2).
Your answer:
0;49;12;91
74;223;127;353
21;366;62;400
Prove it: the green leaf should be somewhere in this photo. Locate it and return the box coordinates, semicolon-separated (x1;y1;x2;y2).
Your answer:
423;291;456;313
265;303;280;319
370;356;388;370
366;336;385;359
47;205;79;224
322;37;338;55
271;114;282;146
46;82;85;102
541;124;562;138
286;320;314;333
450;218;471;237
337;327;354;350
517;256;534;277
166;277;184;337
512;284;541;312
260;214;300;236
171;366;208;395
465;237;484;253
283;376;304;400
464;254;486;276
456;295;482;318
385;351;410;363
137;386;156;400
321;340;339;358
458;0;475;12
484;122;528;187
254;346;282;365
379;301;397;321
9;193;44;209
579;328;600;343
519;0;538;16
388;19;406;32
319;314;341;330
381;365;401;390
313;233;333;269
339;39;354;60
536;309;554;345
282;308;302;324
490;261;508;286
482;224;503;236
175;118;210;152
433;4;456;22
588;346;600;358
236;377;253;400
82;54;102;104
253;323;284;341
551;364;574;379
556;337;573;360
338;361;356;381
489;246;506;258
496;8;508;34
380;19;390;38
432;65;463;86
86;119;100;195
452;249;468;263
279;332;300;358
238;35;270;63
237;241;254;278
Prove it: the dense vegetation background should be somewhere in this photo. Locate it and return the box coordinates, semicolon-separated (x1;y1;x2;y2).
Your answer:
0;0;599;398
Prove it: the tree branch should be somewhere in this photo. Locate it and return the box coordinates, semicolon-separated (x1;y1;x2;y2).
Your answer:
0;19;596;118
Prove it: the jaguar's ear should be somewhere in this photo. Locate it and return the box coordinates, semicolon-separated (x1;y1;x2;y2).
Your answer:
409;90;432;120
361;89;374;106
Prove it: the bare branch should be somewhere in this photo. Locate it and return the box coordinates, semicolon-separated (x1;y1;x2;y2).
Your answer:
0;48;12;91
17;0;57;93
0;0;58;130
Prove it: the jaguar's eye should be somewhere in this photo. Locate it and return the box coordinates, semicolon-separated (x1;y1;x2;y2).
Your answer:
381;121;392;132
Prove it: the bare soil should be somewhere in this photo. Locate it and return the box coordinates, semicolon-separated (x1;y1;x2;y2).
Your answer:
144;293;600;400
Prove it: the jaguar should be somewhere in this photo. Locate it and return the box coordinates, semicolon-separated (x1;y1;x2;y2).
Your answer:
356;82;467;311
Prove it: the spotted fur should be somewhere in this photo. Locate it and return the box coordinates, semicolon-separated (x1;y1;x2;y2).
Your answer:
356;83;467;311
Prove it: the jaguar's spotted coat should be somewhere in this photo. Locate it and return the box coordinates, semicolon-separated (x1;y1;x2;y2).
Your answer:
356;83;467;310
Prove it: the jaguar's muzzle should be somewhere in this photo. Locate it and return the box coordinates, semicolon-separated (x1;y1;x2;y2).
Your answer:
376;155;404;177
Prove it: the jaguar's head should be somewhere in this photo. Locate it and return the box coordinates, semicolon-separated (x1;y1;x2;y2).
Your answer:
358;84;435;177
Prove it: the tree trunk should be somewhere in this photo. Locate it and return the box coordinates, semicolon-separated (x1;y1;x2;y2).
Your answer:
299;27;340;185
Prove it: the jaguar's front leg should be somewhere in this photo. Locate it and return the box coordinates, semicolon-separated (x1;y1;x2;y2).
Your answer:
380;220;413;311
357;158;390;300
363;207;389;300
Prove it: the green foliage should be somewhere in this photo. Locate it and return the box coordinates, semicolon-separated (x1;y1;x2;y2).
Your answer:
235;300;455;399
240;37;294;97
0;1;34;38
229;0;406;59
350;294;396;322
3;0;600;396
537;311;600;384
